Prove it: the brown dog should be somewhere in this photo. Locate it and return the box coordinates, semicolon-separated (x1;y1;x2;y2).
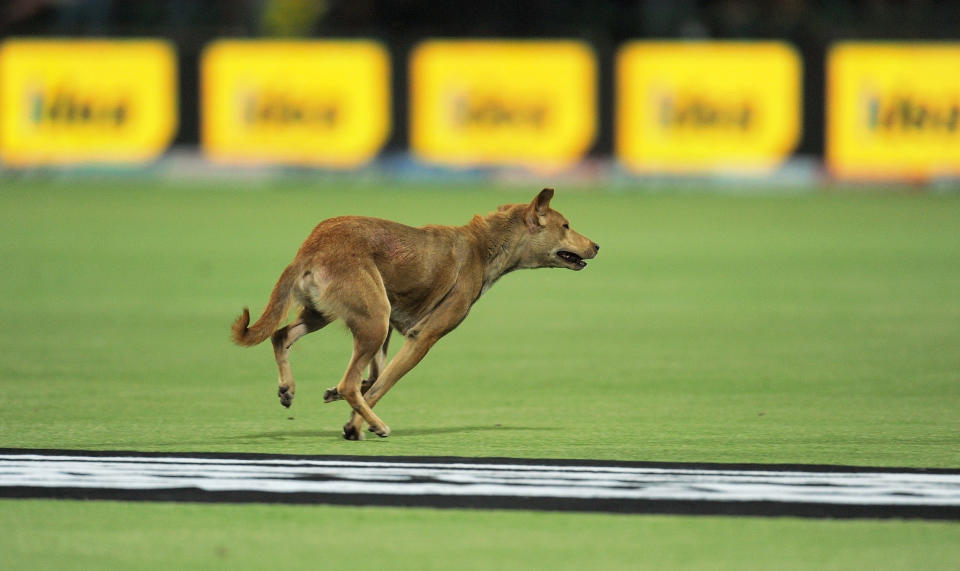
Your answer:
231;188;598;440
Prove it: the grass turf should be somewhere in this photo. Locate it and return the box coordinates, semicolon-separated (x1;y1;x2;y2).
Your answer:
2;499;959;570
1;179;957;465
1;179;958;568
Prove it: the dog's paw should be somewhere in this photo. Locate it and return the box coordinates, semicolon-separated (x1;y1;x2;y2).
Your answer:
323;387;341;403
368;424;391;438
277;386;294;408
342;422;365;441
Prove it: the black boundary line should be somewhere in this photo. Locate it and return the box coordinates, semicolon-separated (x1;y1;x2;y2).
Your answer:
3;448;959;474
2;486;959;521
2;448;959;520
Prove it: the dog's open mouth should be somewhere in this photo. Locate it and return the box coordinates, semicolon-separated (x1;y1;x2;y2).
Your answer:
557;250;587;269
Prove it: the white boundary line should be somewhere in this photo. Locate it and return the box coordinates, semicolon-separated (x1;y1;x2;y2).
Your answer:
3;453;960;507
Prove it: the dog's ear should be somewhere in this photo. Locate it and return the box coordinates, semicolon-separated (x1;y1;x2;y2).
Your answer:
525;188;554;231
534;188;554;213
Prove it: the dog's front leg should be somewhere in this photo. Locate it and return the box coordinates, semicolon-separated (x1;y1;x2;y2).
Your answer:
366;326;392;390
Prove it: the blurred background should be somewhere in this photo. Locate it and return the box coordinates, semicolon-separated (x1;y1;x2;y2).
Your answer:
1;0;958;185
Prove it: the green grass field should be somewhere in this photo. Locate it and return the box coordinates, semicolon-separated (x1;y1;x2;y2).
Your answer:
1;179;959;568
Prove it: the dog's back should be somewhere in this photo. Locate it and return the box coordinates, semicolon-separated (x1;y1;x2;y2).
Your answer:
293;216;474;333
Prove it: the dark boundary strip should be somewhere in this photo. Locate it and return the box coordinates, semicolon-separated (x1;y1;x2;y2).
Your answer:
3;486;960;521
2;448;959;520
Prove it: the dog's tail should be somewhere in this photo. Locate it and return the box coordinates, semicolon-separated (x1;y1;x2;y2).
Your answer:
231;263;299;347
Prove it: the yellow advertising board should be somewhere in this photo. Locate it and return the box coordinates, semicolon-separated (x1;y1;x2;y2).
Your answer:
616;42;801;174
202;40;390;167
828;43;960;180
410;40;596;170
0;39;177;166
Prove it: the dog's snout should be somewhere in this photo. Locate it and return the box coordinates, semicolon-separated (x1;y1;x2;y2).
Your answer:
593;242;600;253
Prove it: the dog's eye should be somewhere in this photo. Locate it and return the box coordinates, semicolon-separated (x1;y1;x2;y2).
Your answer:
562;223;569;230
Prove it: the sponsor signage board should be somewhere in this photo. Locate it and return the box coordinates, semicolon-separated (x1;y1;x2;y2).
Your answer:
0;39;178;166
616;42;801;174
201;40;390;167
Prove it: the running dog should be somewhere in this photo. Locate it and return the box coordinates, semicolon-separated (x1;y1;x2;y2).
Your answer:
231;188;598;440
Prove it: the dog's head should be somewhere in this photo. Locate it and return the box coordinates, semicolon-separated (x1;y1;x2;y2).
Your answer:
513;188;599;271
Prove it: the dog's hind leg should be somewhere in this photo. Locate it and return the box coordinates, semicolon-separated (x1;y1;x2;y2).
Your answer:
322;269;393;440
336;312;392;440
323;326;391;403
271;307;330;408
342;289;473;437
341;334;435;437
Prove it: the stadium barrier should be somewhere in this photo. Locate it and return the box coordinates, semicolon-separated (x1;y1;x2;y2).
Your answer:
0;38;956;182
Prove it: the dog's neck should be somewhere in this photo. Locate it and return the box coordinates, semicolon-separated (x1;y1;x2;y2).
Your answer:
466;208;530;295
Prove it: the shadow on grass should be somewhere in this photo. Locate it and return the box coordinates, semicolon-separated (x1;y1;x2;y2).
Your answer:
398;425;550;437
227;425;549;442
222;429;344;442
